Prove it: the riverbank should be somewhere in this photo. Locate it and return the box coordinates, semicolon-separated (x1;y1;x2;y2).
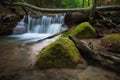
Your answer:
0;36;120;80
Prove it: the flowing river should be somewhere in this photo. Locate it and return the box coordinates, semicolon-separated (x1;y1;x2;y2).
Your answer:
0;14;119;80
0;14;67;80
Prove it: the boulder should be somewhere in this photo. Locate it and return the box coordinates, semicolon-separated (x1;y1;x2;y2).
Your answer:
36;38;83;68
101;34;120;53
63;22;96;39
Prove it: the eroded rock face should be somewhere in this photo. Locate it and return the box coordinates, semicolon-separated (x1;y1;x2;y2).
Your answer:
36;38;83;68
101;34;120;53
63;22;96;39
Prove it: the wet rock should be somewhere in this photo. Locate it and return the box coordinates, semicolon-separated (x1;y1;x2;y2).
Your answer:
36;38;83;68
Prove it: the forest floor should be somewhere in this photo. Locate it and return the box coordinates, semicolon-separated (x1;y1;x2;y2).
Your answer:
0;37;120;80
25;38;120;80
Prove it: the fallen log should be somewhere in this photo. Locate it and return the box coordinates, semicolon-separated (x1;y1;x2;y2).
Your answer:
99;52;120;63
37;29;68;42
13;2;120;13
69;35;120;73
69;35;104;64
26;29;69;45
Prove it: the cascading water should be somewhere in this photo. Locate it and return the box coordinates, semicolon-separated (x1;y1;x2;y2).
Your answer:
13;16;26;34
11;14;67;42
13;14;66;34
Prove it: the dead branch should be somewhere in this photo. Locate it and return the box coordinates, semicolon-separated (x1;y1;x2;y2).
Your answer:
26;29;69;45
37;29;68;42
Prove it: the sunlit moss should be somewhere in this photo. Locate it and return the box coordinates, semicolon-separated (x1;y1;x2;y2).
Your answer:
63;22;96;39
36;38;83;68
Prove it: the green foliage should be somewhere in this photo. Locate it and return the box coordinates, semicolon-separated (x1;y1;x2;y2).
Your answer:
36;38;83;68
62;0;93;8
63;22;96;39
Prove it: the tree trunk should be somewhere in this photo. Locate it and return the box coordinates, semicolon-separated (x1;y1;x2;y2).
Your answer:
90;0;97;19
88;0;90;6
82;0;85;8
97;0;102;6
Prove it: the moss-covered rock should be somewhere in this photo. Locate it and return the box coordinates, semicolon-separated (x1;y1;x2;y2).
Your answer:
101;34;120;53
63;22;96;39
36;38;83;68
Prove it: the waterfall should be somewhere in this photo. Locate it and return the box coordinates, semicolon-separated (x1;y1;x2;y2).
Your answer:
13;14;66;35
13;16;26;34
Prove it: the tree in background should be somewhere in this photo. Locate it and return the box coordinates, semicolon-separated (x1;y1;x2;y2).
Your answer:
82;0;85;8
88;0;90;6
90;0;97;20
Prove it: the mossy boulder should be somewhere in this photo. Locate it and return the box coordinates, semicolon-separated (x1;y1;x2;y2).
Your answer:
36;38;83;68
63;22;96;39
101;34;120;53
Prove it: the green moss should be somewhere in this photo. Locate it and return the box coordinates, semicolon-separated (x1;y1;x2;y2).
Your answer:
101;34;120;53
63;22;96;39
102;34;120;43
36;38;83;68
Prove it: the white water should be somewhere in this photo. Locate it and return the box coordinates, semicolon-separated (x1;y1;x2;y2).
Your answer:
13;16;26;34
11;14;67;42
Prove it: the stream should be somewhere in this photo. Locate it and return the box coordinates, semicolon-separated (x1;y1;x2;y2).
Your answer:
0;14;66;80
0;33;58;80
0;14;119;80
